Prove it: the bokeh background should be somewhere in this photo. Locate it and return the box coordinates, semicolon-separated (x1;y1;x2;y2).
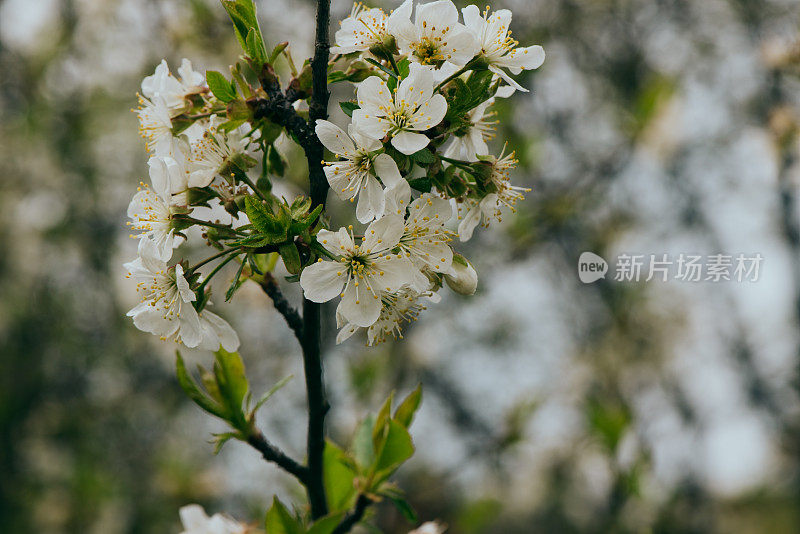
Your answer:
2;0;800;532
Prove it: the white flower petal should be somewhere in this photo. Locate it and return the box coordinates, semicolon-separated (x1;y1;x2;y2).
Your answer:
391;131;430;155
373;153;402;188
300;261;346;303
339;280;382;327
315;120;356;155
356;175;385;223
363;215;404;251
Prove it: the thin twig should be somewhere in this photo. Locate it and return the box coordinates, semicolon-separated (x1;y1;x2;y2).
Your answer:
331;495;372;534
259;273;303;342
246;430;310;484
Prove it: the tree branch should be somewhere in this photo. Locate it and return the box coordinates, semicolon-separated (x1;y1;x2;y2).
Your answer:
246;429;310;484
300;0;332;520
331;495;372;534
259;273;303;342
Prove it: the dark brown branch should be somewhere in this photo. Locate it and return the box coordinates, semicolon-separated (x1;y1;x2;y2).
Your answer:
259;273;303;342
299;0;332;520
331;495;372;534
246;430;310;484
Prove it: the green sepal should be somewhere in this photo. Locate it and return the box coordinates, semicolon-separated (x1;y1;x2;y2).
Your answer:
279;242;301;274
393;384;422;428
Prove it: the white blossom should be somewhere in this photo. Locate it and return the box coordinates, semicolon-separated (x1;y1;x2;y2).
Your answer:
178;504;248;534
462;5;545;92
127;156;189;259
124;239;203;347
456;147;528;241
409;522;447;534
442;99;496;161
384;180;454;281
188;119;256;188
316;119;402;222
443;254;477;295
142;59;205;114
336;286;428;345
352;63;447;155
300;216;417;327
137;95;183;157
330;2;408;55
388;0;476;68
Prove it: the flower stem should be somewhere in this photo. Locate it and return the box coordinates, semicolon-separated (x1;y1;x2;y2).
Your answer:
435;64;470;93
188;247;240;273
194;251;240;297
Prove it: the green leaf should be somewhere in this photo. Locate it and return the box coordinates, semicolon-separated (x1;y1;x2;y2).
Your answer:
245;27;266;66
206;70;237;103
225;258;247;302
212;432;239;455
388;495;417;523
410;148;435;164
407;177;432;193
290;196;312;218
213;349;249;428
372;392;394;449
394;384;422;428
252;375;293;414
373;419;414;480
307;513;346;534
323;441;358;513
339;101;360;117
175;351;227;419
264;497;304;534
244;195;287;241
268;144;286;176
352;415;376;470
279;242;301;274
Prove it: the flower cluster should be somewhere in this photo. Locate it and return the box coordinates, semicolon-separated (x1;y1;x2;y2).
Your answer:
300;0;543;343
124;0;542;350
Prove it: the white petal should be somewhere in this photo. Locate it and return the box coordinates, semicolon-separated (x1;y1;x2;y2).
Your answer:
461;4;484;34
416;0;459;33
384;180;412;216
315;120;356;155
391;131;430;155
412;93;447;130
356;76;393;113
372;255;417;292
174;264;196;302
356;175;385;223
200;310;240;352
373;153;402;188
179;505;210;530
300;261;346;302
316;227;354;256
178;306;203;348
502;45;545;72
338;279;382;327
351;109;391;139
362;215;404;251
443;27;477;66
458;204;482;241
336;322;360;344
489;65;528;92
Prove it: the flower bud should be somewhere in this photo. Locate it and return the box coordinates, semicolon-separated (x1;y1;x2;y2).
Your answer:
444;254;477;295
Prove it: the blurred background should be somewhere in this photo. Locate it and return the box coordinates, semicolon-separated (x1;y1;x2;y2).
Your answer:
2;0;800;532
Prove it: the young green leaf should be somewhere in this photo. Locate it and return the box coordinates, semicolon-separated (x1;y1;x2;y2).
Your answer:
307;513;346;534
252;374;293;414
323;441;358;513
206;70;237;103
212;349;249;429
264;497;304;534
176;352;228;419
279;242;301;274
373;419;415;481
352;415;376;470
394;384;422;428
225;258;247;302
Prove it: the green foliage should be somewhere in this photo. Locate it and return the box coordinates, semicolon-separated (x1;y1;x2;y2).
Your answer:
339;101;360;117
265;497;304;534
317;387;423;526
220;0;268;67
206;70;238;103
175;351;292;452
443;70;498;129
